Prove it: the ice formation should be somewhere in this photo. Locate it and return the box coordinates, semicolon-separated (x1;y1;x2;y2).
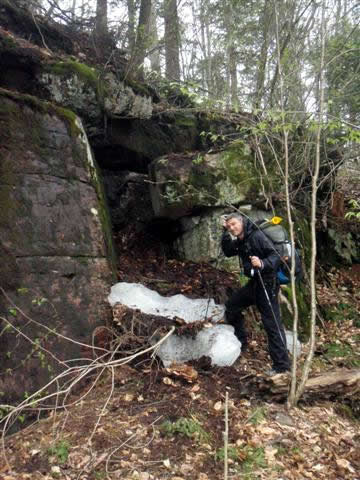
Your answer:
108;282;225;323
108;282;241;366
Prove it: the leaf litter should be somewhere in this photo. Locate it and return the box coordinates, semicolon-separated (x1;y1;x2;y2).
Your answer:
1;229;359;480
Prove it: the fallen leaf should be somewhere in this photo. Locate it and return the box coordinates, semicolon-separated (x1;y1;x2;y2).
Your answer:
163;377;175;386
264;446;278;463
336;458;355;473
165;364;198;383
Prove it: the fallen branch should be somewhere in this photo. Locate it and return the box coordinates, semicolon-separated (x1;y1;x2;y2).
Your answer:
267;369;360;398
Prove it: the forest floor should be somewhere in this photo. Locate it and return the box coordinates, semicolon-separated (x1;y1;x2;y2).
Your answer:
1;229;360;480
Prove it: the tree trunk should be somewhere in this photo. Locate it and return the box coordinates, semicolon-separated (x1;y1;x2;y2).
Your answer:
129;0;152;78
164;0;181;81
199;0;212;96
224;1;238;110
149;1;161;73
95;0;108;46
127;0;136;53
71;0;76;21
253;1;273;110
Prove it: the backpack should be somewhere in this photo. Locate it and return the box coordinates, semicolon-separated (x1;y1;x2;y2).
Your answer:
255;218;303;285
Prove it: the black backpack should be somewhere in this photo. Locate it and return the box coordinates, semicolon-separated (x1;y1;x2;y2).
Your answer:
255;218;303;285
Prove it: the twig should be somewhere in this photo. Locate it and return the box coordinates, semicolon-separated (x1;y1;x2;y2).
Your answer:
224;391;229;480
31;11;51;52
0;326;175;470
105;415;163;475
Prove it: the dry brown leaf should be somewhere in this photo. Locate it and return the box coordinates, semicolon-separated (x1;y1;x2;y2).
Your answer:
165;364;198;383
336;458;356;473
264;446;278;463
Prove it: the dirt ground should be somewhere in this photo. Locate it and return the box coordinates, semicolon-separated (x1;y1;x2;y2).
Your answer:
0;228;359;480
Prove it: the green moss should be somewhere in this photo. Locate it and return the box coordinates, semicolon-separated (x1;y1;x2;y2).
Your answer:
87;160;117;278
221;140;260;198
0;34;17;50
188;165;220;205
174;113;197;129
123;78;151;97
0;88;81;139
54;106;82;137
46;60;104;101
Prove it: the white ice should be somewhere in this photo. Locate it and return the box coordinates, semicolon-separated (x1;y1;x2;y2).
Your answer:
155;324;241;367
108;282;240;366
107;283;300;367
285;330;302;357
108;282;225;323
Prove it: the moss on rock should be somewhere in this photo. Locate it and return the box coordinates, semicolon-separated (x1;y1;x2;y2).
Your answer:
45;59;104;103
174;113;197;129
124;78;152;97
0;87;81;138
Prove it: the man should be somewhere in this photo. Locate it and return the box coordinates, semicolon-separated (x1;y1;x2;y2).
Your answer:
221;213;290;375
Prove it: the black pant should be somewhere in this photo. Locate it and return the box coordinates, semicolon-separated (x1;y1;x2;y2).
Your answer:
225;277;290;372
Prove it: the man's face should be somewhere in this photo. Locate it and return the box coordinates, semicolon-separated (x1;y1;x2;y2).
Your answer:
226;218;244;238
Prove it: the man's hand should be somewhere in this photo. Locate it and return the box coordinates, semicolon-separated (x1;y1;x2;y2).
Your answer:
221;215;229;228
250;256;263;269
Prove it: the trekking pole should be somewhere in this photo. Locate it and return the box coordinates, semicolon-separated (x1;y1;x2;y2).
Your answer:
256;268;287;349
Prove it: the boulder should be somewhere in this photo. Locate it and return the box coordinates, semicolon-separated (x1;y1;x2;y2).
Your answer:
174;210;239;270
0;89;115;402
173;208;269;270
149;146;262;219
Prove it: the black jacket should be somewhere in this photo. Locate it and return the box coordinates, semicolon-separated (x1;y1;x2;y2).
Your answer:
221;218;281;280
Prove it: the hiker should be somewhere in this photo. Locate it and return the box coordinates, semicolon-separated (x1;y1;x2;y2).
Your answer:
221;213;290;375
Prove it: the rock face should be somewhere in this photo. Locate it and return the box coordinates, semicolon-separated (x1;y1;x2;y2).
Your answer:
38;68;153;130
0;90;115;401
102;171;154;232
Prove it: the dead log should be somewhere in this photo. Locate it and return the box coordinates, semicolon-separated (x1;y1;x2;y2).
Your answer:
266;369;360;399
